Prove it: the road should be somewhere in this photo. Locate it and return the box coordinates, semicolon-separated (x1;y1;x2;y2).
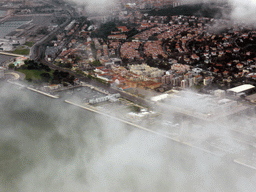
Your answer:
0;52;25;57
4;70;26;80
29;0;75;61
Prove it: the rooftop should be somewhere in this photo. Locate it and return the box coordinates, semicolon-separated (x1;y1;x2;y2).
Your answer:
227;84;255;94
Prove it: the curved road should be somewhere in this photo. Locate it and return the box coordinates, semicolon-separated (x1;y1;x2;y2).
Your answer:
5;70;26;80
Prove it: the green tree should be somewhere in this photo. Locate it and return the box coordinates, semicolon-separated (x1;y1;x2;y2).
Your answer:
40;72;51;82
9;63;15;69
90;60;101;66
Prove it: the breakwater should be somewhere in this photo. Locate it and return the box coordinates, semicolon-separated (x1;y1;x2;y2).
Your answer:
27;87;59;99
234;159;256;170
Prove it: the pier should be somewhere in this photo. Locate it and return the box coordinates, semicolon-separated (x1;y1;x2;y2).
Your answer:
234;159;256;170
27;87;59;99
51;85;82;92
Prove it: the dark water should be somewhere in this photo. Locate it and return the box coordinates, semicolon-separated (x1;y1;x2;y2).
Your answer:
0;82;256;192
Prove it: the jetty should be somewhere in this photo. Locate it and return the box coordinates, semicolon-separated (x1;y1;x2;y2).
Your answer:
234;159;256;170
27;87;59;98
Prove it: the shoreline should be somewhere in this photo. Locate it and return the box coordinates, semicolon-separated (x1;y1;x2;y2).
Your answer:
64;99;224;157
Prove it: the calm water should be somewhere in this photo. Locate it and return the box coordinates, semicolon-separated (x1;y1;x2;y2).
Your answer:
0;82;255;192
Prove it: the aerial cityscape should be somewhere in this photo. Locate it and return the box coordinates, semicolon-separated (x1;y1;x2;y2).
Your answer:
1;0;256;191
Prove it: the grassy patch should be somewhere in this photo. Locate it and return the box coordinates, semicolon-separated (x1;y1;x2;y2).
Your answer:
17;69;54;81
25;41;35;47
130;105;141;112
12;48;30;55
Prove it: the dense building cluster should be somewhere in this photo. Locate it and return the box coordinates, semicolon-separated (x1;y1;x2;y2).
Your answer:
2;0;256;95
40;9;256;93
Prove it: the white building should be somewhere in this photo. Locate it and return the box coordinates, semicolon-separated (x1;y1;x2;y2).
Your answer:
129;63;165;78
214;89;226;98
227;84;255;96
0;37;26;51
151;94;169;102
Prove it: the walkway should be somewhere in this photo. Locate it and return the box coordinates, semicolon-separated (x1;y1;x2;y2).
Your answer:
5;71;25;80
5;72;20;80
0;51;25;57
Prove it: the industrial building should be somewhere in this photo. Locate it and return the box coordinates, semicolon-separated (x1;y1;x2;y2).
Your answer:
227;84;255;96
156;90;249;121
0;37;26;51
89;93;120;104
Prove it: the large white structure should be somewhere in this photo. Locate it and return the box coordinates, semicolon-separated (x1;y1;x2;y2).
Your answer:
214;89;226;98
0;37;26;51
171;64;190;72
129;63;165;78
227;84;255;96
151;94;169;102
64;20;76;31
89;93;120;104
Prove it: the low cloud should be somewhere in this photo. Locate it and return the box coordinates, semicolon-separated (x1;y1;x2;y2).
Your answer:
67;0;117;14
229;0;256;24
1;82;256;191
183;0;256;25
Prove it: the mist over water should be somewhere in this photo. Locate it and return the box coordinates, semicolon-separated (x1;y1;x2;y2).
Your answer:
0;82;256;191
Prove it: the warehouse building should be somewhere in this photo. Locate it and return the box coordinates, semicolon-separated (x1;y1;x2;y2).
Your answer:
227;84;255;96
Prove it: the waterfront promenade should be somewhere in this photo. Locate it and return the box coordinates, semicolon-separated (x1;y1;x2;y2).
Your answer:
64;99;224;157
0;51;25;57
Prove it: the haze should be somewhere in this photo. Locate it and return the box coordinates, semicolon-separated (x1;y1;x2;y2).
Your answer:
69;0;256;24
1;82;256;191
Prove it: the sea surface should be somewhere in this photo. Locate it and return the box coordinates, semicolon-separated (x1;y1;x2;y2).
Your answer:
0;82;255;192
